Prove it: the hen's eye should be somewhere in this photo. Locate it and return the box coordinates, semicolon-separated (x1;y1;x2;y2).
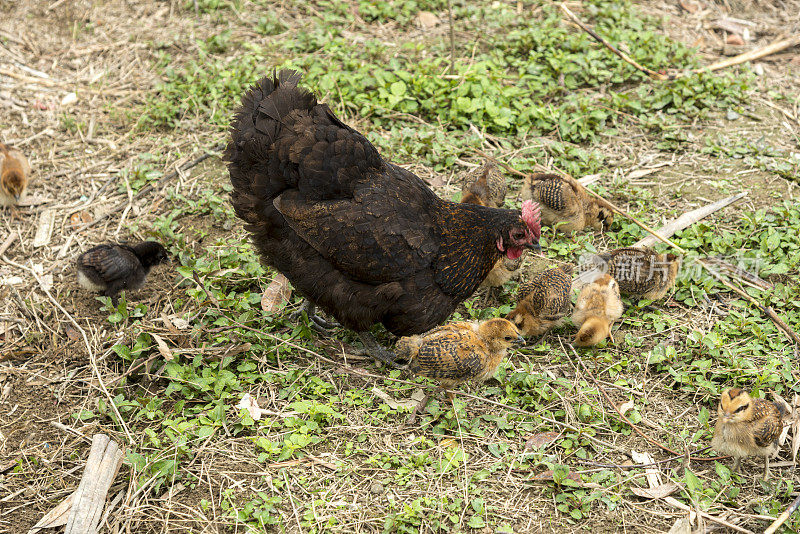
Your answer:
734;404;748;414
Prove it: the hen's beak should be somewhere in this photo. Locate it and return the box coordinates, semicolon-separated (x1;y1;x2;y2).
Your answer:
524;242;541;253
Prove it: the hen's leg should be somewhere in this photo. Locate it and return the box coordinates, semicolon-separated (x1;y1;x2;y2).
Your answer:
289;300;339;332
357;331;398;366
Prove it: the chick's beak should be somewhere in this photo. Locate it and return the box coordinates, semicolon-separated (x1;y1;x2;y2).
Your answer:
513;335;526;345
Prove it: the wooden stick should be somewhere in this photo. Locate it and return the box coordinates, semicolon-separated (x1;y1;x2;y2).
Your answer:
633;192;747;247
697;34;800;74
580;188;800;345
559;4;668;81
764;493;800;534
0;231;17;258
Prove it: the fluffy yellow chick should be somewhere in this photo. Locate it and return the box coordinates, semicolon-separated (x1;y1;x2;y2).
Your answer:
711;388;787;480
571;274;623;346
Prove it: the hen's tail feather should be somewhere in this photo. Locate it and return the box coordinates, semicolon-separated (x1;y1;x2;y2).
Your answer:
226;71;405;331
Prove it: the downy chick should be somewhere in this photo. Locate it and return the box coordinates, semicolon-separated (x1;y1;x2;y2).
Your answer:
571;274;623;346
77;241;169;304
0;142;31;206
711;388;787;480
461;162;507;208
600;247;680;300
397;318;523;421
460;162;521;293
507;266;573;337
520;173;613;233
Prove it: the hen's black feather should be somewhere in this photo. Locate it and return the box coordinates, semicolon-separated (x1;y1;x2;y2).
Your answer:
227;71;538;336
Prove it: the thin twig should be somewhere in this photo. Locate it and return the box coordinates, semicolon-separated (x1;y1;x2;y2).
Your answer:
697;35;800;74
75;143;224;232
565;342;724;461
25;261;134;445
559;4;667;80
446;0;456;71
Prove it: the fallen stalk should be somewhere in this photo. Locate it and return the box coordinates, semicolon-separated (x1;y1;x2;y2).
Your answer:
566;342;724;462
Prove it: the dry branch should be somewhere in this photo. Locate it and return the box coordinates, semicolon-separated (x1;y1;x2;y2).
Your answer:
64;434;124;534
559;4;668;80
765;493;800;534
29;434;123;534
698;35;800;74
633;192;747;247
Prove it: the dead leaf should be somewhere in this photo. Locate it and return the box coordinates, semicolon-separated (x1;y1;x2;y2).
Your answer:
417;11;440;28
712;17;746;36
618;400;635;416
32;209;55;248
525;432;560;450
69;210;92;228
371;387;423;410
679;0;699;13
150;333;174;361
631;482;678;499
60;92;78;107
667;516;692;534
237;393;263;421
626;167;660;180
64;325;80;341
440;438;460;449
726;34;745;46
261;273;291;313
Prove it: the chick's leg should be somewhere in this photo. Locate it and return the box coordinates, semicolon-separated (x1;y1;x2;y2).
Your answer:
404;391;433;427
764;457;771;481
357;331;398;366
732;457;741;473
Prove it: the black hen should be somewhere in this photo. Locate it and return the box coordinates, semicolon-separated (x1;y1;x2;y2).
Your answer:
226;70;541;362
76;241;169;304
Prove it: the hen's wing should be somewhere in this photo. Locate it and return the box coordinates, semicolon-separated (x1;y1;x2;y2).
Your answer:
79;245;138;281
408;328;487;382
274;165;441;283
751;399;785;448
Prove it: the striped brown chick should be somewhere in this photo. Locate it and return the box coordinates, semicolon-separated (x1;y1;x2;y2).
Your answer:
520;173;613;233
711;388;788;480
460;162;521;295
397;318;524;423
460;162;507;209
571;274;623;347
507;266;573;337
599;247;680;300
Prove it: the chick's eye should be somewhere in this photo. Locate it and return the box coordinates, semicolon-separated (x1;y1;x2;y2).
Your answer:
734;404;748;414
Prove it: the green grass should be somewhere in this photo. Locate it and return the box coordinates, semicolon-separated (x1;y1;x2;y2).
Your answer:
83;0;800;531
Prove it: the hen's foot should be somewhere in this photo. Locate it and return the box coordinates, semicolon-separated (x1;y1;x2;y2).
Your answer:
289;301;339;332
357;331;400;367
